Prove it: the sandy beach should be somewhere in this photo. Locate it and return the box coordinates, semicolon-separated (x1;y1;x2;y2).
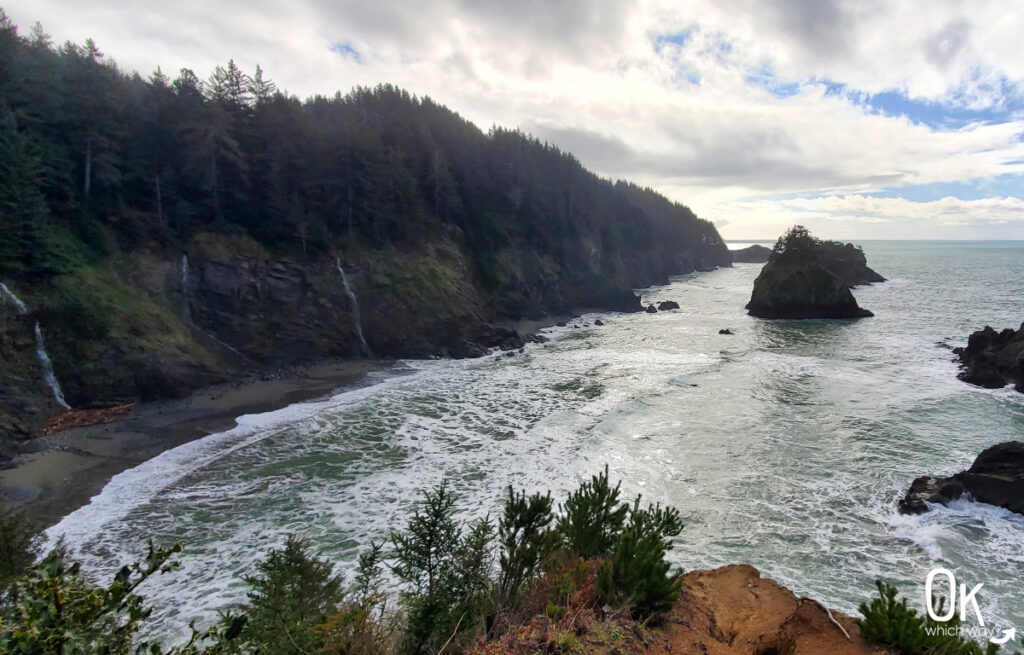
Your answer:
0;359;395;528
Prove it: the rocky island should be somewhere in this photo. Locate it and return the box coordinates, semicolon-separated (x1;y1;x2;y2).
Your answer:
899;441;1024;515
746;226;884;319
954;323;1024;392
730;244;772;263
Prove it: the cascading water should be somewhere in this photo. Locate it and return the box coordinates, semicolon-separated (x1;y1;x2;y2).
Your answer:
335;258;372;358
1;281;70;410
34;322;71;409
180;254;191;324
0;282;28;314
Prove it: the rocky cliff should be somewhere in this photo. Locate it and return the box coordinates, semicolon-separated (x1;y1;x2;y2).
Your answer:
0;222;730;452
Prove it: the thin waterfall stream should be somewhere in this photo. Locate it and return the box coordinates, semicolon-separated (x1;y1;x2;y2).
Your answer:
335;258;372;357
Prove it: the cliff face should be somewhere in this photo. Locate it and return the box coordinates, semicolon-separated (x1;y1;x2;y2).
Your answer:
0;219;729;449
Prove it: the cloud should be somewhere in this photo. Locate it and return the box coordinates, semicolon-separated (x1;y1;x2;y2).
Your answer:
5;0;1024;238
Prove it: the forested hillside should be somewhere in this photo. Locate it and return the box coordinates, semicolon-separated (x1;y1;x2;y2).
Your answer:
0;11;730;445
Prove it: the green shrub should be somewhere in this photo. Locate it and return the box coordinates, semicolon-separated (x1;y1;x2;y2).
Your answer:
857;580;1005;655
391;481;494;655
0;542;241;655
496;487;558;611
595;498;683;620
557;465;628;559
241;535;345;655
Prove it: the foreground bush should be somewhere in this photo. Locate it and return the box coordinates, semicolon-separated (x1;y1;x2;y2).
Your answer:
0;542;243;655
240;535;345;655
857;581;1021;655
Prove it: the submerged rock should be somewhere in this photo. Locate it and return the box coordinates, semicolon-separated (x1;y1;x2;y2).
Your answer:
953;323;1024;393
719;328;733;335
899;441;1024;515
657;300;680;311
730;244;772;263
746;227;880;319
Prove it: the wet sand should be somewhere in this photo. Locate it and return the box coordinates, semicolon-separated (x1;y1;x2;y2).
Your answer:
0;360;394;528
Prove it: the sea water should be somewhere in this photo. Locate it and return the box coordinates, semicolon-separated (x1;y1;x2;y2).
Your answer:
48;241;1024;639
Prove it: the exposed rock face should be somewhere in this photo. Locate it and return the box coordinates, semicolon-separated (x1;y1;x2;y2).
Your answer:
746;237;881;319
730;244;772;263
953;323;1024;392
657;300;680;310
652;565;879;655
747;260;874;319
899;441;1024;515
816;242;886;287
0;311;62;454
1;221;731;449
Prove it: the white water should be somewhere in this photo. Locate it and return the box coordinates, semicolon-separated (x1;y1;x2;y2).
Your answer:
2;281;70;409
336;258;372;357
34;322;70;410
180;254;191;324
44;242;1024;642
0;282;28;314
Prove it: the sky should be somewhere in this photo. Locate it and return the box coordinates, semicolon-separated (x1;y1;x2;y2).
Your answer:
7;0;1024;240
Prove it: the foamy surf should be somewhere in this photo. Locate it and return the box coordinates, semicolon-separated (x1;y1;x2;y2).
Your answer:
45;365;426;552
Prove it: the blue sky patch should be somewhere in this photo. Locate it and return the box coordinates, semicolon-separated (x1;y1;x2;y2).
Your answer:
330;41;363;63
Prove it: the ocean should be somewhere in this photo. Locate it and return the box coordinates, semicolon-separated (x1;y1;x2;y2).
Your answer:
47;240;1024;640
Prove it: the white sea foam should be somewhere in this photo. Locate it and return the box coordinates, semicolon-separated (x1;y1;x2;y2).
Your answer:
46;245;1024;640
46;365;425;551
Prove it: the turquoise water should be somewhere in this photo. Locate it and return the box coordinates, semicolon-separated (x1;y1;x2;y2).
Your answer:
49;241;1024;641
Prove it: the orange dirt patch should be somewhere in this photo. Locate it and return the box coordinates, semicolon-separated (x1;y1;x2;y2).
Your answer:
43;403;136;435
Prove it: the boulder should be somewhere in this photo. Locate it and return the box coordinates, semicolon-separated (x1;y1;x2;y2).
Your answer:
594;319;604;326
953;323;1024;393
899;441;1024;515
657;300;680;311
645;304;658;313
719;328;733;335
730;244;772;263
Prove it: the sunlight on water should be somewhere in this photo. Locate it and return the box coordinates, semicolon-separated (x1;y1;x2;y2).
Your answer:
48;241;1024;640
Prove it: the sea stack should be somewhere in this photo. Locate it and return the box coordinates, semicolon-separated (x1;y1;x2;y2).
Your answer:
730;244;772;263
954;323;1024;393
746;226;883;319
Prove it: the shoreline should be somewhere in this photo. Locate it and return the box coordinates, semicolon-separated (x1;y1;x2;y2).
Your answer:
0;312;583;530
0;359;395;529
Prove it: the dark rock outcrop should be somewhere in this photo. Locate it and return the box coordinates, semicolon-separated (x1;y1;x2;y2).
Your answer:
746;232;881;319
815;242;886;287
719;328;733;335
645;304;658;313
953;323;1024;392
730;244;771;263
657;300;680;311
746;260;874;319
899;441;1024;515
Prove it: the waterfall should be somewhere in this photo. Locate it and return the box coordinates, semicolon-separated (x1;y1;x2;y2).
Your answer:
2;280;71;409
180;254;192;324
34;323;71;409
0;282;28;314
335;258;372;357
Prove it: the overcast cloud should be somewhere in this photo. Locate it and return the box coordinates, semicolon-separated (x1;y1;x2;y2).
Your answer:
6;0;1024;239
